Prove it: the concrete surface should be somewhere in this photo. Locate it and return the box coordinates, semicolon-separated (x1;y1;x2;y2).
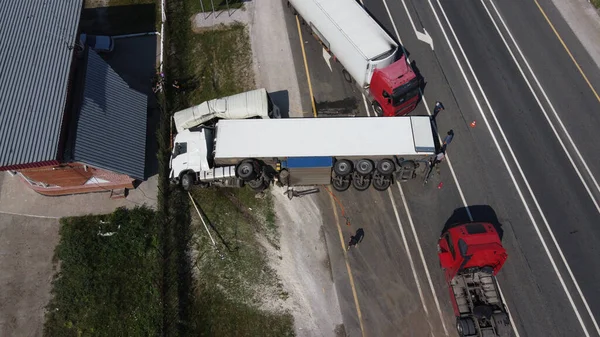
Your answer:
0;214;59;337
549;0;600;70
268;188;344;337
0;173;157;218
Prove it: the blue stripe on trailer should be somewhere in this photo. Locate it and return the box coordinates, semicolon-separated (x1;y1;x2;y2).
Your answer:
285;156;333;168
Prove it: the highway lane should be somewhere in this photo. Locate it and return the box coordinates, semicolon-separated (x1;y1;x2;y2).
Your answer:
431;0;600;333
282;5;368;118
361;0;600;335
284;0;600;335
282;1;463;335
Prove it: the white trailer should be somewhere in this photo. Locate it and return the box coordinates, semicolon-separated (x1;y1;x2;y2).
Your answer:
170;116;436;192
287;0;421;116
173;88;281;132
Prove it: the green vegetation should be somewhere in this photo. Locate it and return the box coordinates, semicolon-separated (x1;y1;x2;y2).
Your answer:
163;0;294;335
44;0;293;336
43;207;161;336
190;187;294;337
592;0;600;9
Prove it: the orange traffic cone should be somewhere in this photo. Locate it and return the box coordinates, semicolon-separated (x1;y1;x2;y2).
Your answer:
470;120;477;128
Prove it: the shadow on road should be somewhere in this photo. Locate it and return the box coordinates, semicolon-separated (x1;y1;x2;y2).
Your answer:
442;205;504;240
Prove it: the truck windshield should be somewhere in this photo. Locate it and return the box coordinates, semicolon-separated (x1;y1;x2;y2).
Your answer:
267;94;274;114
392;78;420;107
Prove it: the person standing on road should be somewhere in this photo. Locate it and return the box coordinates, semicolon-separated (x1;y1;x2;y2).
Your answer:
347;228;365;251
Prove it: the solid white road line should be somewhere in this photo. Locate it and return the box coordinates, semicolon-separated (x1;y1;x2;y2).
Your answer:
387;188;432;319
486;0;600;209
482;0;600;216
430;0;592;335
396;184;450;337
381;0;472;220
481;0;600;334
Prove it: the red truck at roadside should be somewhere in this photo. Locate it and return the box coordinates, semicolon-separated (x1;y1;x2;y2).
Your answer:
438;222;512;337
287;0;421;117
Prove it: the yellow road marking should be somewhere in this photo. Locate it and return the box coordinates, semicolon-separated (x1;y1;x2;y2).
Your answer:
328;192;366;337
295;15;318;118
533;0;600;104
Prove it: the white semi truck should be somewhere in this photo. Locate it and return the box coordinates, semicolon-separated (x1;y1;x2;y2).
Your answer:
169;116;436;192
287;0;421;117
173;88;281;132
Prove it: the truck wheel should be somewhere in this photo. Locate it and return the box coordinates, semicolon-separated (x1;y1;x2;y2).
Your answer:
372;101;384;117
457;318;476;336
377;159;396;175
248;176;267;192
492;313;511;337
372;172;391;191
333;159;353;176
181;172;195;191
352;172;371;191
331;176;350;192
355;159;374;175
237;160;258;181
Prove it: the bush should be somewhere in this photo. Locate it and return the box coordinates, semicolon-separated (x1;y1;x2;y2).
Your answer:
44;207;161;337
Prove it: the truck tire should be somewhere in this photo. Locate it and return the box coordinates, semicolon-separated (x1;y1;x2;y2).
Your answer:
372;101;384;117
334;159;353;176
372;172;391;191
377;159;396;175
355;159;374;176
492;313;511;337
181;172;195;191
331;176;350;192
247;176;267;192
237;160;258;181
457;317;476;336
352;172;371;191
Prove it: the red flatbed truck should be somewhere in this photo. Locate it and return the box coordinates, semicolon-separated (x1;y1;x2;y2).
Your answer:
438;222;512;337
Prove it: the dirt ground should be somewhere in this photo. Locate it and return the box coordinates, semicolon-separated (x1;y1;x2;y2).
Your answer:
192;0;345;335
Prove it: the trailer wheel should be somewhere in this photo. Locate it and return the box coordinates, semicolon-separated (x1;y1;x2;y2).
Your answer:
372;101;384;117
352;172;371;191
457;318;476;336
331;176;350;192
355;159;374;175
372;172;391;191
181;172;195;191
237;160;259;181
377;159;396;175
334;159;353;176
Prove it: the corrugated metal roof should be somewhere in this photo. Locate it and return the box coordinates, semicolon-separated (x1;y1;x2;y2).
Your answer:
72;49;147;180
0;0;82;167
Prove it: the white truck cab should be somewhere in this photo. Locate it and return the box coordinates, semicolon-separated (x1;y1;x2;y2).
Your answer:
169;129;210;183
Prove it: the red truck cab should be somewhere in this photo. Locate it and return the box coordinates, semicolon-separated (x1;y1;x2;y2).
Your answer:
369;56;421;117
438;222;511;337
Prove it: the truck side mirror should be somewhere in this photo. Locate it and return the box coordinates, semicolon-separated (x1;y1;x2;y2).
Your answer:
439;251;454;269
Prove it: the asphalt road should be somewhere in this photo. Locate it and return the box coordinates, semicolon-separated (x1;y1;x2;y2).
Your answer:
283;0;600;336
